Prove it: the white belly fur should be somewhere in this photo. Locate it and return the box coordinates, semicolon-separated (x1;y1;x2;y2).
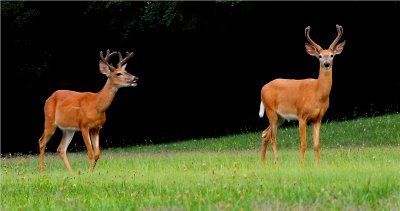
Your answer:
57;124;80;131
277;112;298;121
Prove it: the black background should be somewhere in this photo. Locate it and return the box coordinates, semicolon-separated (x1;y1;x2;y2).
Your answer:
1;1;399;154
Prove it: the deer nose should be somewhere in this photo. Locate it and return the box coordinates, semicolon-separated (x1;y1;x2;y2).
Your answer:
323;61;330;68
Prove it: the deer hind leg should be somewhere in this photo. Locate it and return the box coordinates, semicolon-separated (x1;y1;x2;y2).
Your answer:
57;130;75;172
81;128;96;172
270;116;285;164
299;118;307;164
261;126;271;162
90;129;101;169
39;123;56;173
263;111;284;164
39;96;59;173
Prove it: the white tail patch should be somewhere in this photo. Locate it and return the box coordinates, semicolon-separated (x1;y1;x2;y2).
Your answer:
259;102;265;118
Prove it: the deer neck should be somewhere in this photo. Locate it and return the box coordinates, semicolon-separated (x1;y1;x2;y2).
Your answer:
96;79;119;113
316;65;333;100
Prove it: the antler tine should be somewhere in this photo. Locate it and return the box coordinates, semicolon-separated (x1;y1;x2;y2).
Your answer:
118;52;123;63
305;26;322;52
117;51;135;68
102;49;117;61
100;49;117;70
329;24;343;50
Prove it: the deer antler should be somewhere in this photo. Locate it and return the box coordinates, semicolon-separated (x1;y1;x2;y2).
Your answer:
305;26;322;52
117;51;134;68
329;24;343;50
100;49;117;71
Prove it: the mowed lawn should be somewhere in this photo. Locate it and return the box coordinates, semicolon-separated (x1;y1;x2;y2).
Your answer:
1;114;399;210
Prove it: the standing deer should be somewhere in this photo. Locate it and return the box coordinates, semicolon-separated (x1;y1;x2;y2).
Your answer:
38;50;138;172
259;25;345;165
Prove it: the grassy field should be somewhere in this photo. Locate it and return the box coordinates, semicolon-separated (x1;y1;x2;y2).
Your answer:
1;114;399;210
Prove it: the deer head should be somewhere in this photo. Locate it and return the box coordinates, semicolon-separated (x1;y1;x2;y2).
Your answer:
305;25;346;70
99;49;138;87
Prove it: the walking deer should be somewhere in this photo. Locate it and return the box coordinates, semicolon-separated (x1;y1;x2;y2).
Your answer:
259;25;345;165
38;50;138;172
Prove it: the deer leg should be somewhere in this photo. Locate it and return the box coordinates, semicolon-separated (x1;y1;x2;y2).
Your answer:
57;130;75;172
299;119;307;164
90;129;101;169
270;125;279;164
270;116;285;164
264;111;283;164
81;128;96;172
313;120;321;166
38;125;56;173
261;126;271;162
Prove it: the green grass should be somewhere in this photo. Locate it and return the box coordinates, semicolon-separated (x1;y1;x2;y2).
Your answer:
1;114;400;210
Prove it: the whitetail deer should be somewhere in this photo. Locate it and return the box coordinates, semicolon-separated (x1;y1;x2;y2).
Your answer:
259;25;345;165
38;50;138;172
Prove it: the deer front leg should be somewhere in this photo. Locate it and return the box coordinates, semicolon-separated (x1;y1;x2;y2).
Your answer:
90;129;101;168
57;130;75;172
313;121;321;166
81;128;96;172
299;119;307;164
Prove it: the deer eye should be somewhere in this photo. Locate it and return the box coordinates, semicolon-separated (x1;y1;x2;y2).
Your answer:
318;55;322;58
330;54;334;58
115;73;123;77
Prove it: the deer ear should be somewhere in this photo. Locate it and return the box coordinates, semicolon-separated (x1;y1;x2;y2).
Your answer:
99;61;110;76
121;64;127;70
334;40;346;55
305;43;319;56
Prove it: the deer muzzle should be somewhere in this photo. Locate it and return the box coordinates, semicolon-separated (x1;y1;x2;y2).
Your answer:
129;76;139;87
323;61;330;69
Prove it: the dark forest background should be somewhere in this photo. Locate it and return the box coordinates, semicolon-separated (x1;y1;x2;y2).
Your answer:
1;1;399;154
